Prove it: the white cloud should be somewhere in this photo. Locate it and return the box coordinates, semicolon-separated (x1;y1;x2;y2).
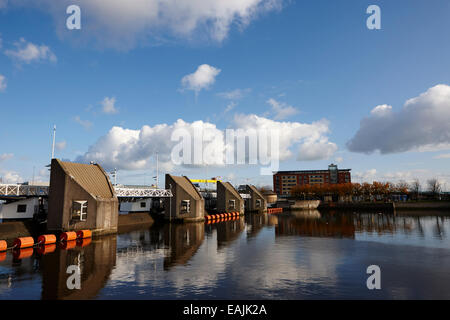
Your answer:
335;156;343;163
74;116;93;129
352;168;450;190
0;153;13;162
0;170;22;184
4;0;283;49
232;114;336;161
347;84;450;154
224;101;237;113
218;88;251;100
353;169;377;183
370;104;392;116
55;141;67;151
76;114;337;171
181;64;221;95
434;153;450;159
4;38;57;64
0;74;6;92
266;98;298;120
101;97;119;114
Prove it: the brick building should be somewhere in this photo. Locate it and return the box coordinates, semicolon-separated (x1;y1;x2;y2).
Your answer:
273;164;351;196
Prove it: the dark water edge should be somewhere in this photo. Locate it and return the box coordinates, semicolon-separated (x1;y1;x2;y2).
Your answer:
1;210;450;300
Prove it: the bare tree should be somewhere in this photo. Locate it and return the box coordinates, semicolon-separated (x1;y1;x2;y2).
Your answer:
427;178;441;199
410;179;421;200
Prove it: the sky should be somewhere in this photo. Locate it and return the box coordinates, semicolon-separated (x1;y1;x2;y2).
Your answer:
0;0;450;190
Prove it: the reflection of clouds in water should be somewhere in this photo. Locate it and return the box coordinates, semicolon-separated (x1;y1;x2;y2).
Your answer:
108;229;236;296
230;231;341;298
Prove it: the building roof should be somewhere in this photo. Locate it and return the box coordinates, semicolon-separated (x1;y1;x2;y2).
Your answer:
57;160;115;199
167;175;203;200
219;181;243;200
274;169;351;175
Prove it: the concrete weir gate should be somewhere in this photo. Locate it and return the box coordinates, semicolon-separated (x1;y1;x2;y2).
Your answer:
217;181;244;215
164;174;205;222
47;159;119;235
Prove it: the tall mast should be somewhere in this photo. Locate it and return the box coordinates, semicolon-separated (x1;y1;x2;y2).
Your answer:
156;151;159;188
51;125;56;160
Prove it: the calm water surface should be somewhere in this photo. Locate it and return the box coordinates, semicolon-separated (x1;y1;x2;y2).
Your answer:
1;211;450;299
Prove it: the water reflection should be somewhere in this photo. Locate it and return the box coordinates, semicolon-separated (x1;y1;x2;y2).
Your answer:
40;236;116;299
1;211;450;299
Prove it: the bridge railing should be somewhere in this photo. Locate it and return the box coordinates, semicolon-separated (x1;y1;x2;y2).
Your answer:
114;187;173;198
0;184;49;196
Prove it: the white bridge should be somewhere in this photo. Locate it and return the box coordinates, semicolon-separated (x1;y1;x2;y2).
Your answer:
0;184;49;197
0;184;173;198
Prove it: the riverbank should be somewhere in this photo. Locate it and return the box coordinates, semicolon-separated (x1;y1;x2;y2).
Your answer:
318;201;450;212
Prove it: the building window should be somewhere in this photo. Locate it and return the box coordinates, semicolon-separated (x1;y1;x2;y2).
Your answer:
228;199;236;210
255;199;261;208
17;204;27;213
72;201;88;221
181;200;190;213
140;202;146;208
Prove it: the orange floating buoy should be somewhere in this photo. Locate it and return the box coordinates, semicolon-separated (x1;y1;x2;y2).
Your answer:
13;237;34;249
60;240;77;250
60;231;77;242
0;240;7;252
76;229;92;239
13;247;33;260
0;251;6;262
77;237;92;247
37;234;57;245
37;244;56;255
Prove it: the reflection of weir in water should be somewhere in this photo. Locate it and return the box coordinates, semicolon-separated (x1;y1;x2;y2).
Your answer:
214;219;245;249
163;223;205;270
40;236;117;300
245;213;270;239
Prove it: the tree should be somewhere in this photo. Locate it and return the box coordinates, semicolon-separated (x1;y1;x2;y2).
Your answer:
410;179;421;200
427;178;441;199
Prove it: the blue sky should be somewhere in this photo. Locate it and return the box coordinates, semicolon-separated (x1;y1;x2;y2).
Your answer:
0;0;450;190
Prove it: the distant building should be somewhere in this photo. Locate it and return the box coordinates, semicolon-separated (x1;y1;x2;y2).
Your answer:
273;164;351;196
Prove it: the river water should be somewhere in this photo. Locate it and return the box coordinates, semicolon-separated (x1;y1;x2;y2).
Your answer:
1;211;450;300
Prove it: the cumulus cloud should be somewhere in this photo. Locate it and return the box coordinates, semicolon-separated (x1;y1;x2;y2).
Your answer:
353;169;377;183
347;84;450;154
0;153;13;162
181;64;221;95
76;114;337;171
4;38;57;64
0;74;6;92
0;170;22;184
266;98;298;120
4;0;283;49
101;97;119;114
